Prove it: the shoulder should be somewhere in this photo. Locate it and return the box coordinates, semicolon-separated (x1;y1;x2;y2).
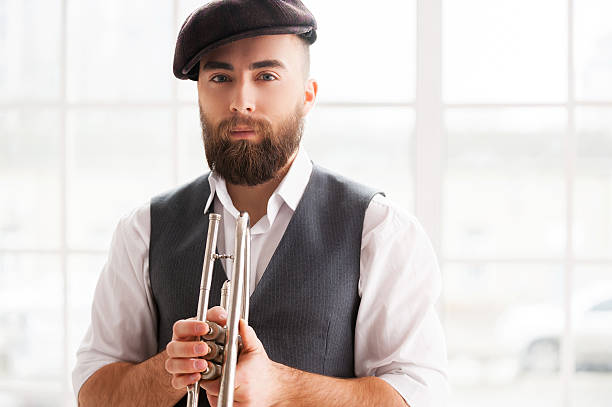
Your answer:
312;164;380;195
362;194;437;270
110;173;209;249
364;194;422;236
110;200;151;261
151;173;210;213
310;164;383;213
360;194;441;299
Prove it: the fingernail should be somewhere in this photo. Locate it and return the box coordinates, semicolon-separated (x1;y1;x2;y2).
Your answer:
195;359;207;370
195;343;206;354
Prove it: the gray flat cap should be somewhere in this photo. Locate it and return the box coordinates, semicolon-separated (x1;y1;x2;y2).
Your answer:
173;0;317;81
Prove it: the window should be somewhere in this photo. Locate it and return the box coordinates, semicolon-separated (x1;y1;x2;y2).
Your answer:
1;1;611;406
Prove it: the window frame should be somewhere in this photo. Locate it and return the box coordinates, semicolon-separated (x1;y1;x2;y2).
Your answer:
1;0;612;406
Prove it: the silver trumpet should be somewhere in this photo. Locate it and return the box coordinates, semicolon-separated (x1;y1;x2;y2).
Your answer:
186;212;251;407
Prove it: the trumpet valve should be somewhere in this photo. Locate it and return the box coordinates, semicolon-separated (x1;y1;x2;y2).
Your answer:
200;361;222;381
205;341;224;363
203;320;226;343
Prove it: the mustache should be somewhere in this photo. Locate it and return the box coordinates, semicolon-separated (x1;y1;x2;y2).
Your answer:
216;115;272;139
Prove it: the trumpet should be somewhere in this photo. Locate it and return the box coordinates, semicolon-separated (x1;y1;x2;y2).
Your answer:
186;212;251;407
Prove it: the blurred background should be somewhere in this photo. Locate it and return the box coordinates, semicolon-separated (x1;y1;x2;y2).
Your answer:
1;0;611;406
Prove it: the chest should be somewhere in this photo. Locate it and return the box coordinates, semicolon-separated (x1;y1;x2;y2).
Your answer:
214;198;292;294
149;167;379;381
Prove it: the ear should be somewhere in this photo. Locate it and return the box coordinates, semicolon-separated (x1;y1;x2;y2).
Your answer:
301;78;318;116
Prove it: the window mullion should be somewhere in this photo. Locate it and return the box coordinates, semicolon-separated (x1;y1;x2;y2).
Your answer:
59;0;70;405
415;0;443;257
562;0;577;405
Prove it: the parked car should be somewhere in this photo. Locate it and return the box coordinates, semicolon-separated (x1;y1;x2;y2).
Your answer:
495;281;612;372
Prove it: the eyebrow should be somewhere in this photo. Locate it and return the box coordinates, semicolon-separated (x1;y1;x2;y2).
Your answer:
249;59;286;70
201;61;233;71
201;59;287;71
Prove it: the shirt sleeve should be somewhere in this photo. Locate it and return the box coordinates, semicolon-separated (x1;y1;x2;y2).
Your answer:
71;202;158;398
355;194;450;407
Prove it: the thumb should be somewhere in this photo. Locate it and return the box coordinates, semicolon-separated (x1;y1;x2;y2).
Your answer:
239;319;264;354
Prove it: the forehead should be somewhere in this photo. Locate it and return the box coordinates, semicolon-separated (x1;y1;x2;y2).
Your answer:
200;34;301;68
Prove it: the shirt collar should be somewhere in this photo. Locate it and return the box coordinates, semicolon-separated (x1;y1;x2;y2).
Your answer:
203;146;313;227
275;145;312;212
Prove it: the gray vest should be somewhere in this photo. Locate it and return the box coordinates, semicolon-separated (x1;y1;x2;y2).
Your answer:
149;165;381;406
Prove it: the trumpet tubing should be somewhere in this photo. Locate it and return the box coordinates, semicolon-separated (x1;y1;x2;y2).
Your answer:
186;212;251;407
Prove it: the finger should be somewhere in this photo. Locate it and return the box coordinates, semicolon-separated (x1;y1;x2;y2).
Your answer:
206;306;228;326
239;319;263;353
200;377;221;396
171;372;202;390
207;395;219;406
172;319;209;340
166;340;209;358
165;357;209;375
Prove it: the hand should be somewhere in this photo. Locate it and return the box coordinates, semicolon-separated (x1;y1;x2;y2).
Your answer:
200;309;288;407
164;308;227;390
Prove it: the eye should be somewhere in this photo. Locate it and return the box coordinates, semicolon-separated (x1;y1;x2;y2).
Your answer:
211;74;230;83
258;73;277;81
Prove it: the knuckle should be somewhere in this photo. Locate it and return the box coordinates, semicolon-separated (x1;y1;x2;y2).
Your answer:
167;358;184;374
166;342;176;357
208;306;222;316
172;320;184;336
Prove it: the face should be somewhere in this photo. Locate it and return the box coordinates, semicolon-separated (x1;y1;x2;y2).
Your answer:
197;34;317;185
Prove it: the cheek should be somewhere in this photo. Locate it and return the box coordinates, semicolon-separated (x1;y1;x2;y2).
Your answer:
262;84;301;112
199;93;226;117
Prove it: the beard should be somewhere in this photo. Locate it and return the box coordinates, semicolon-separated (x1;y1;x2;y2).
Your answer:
199;104;304;186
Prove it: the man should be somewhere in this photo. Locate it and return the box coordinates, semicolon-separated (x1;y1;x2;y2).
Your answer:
73;1;448;406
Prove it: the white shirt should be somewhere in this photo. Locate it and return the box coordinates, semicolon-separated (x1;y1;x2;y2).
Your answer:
73;147;449;407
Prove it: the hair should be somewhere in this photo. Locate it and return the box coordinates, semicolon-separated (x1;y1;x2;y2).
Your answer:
296;34;311;80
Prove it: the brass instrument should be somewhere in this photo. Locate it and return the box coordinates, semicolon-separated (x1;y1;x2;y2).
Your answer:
186;212;251;407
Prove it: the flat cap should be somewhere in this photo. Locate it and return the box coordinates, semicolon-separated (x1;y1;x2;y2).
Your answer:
173;0;317;81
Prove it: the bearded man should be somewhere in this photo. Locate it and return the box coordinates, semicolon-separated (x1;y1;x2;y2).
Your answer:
72;1;449;406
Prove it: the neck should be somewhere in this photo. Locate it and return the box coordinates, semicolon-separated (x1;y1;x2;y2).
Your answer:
225;150;298;225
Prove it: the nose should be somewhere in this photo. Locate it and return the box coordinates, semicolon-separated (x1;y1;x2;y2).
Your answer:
229;80;255;114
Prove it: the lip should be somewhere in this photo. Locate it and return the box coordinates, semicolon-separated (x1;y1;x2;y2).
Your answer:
231;126;254;132
230;129;257;139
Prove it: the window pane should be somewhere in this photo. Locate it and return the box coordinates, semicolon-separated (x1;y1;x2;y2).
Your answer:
575;108;612;258
66;109;174;250
443;0;567;103
571;264;612;407
0;109;61;250
443;108;566;258
177;0;207;102
177;105;209;184
67;254;107;382
0;0;61;101
307;0;416;103
303;106;414;210
574;0;612;101
0;385;63;407
0;254;63;382
444;262;563;407
67;0;174;102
